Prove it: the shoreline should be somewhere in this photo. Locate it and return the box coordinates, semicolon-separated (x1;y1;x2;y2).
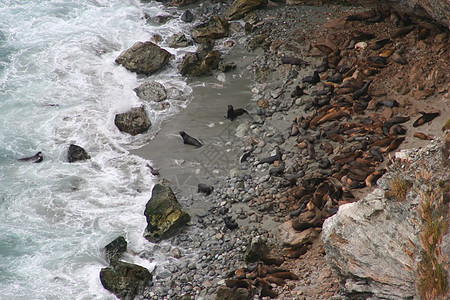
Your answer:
127;2;449;299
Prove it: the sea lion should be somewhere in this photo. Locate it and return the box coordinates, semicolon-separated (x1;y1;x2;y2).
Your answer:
269;162;285;176
413;111;440;127
179;131;202;147
226;105;248;121
413;132;434;140
290;85;306;98
223;216;238;230
302;71;320;85
353;80;372;100
375;99;399;109
197;183;214;195
365;169;387;187
258;148;282;165
146;163;160;176
17;151;43;163
281;56;308;66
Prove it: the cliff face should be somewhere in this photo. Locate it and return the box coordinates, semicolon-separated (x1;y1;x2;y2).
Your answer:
322;139;449;299
386;0;449;28
322;188;420;299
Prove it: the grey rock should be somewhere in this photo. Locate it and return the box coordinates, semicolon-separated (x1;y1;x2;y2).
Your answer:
115;41;171;75
114;106;151;136
134;81;167;102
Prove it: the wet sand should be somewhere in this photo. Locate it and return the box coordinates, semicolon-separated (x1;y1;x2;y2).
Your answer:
131;48;258;213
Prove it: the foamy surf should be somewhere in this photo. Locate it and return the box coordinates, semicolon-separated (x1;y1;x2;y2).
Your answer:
0;0;192;298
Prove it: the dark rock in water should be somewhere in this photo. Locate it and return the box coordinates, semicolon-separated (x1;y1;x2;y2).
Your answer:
169;0;198;7
104;236;127;265
226;0;268;21
179;51;221;77
143;182;190;242
114;106;151;136
134;80;167;102
115;41;171;75
180;10;194;23
196;38;215;54
167;33;192;48
191;16;229;43
198;183;214;195
244;236;269;263
68;144;90;163
100;261;152;300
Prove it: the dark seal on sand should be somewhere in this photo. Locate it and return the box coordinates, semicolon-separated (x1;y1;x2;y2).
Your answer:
179;131;203;148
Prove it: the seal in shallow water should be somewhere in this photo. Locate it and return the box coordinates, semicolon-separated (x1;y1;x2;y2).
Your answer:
17;151;43;163
226;105;247;121
179;131;202;148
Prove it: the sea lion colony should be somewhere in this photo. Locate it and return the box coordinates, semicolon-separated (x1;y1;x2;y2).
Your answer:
208;6;448;298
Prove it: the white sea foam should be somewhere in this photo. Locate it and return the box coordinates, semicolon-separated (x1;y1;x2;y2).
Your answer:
0;0;192;298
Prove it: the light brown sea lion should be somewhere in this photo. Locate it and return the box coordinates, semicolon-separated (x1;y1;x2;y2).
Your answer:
270;271;299;280
225;279;252;290
413;132;434;140
365;169;387;187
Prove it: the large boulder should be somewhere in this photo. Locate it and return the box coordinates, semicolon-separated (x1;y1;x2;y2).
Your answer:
115;41;171;75
226;0;268;21
100;261;152;300
114;106;151;136
179;51;222;77
191;16;229;43
144;182;190;242
134;81;167;102
322;188;419;299
67;144;90;163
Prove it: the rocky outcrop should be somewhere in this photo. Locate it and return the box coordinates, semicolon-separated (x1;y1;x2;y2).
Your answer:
114;106;151;136
144;182;191;243
179;50;222;77
191;16;229;43
134;81;167;102
100;261;152;300
322;188;420;299
115;41;171;75
226;0;268;20
67;144;90;163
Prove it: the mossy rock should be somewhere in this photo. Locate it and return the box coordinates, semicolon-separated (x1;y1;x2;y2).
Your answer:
226;0;268;21
191;16;229;43
144;183;190;242
100;261;152;300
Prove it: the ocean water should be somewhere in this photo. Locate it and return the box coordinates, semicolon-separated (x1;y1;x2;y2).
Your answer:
0;0;193;298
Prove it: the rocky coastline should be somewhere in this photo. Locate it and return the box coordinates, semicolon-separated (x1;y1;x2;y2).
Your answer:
99;1;449;299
